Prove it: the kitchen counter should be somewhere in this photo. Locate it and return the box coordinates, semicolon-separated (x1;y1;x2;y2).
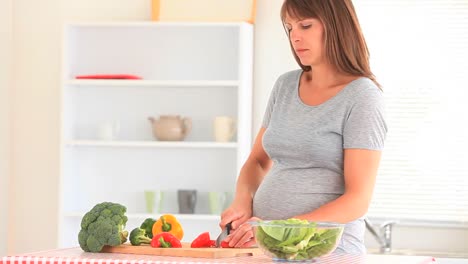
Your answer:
0;247;436;264
368;248;468;259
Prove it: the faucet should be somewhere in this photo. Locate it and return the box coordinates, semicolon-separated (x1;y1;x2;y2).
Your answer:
364;217;398;253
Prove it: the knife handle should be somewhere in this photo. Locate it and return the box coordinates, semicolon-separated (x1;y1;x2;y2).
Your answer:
226;222;232;235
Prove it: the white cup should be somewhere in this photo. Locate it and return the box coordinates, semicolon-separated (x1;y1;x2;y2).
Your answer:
213;116;236;142
97;121;120;140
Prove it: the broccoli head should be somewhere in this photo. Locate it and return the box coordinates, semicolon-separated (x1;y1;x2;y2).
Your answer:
129;227;152;246
140;218;156;239
78;202;129;252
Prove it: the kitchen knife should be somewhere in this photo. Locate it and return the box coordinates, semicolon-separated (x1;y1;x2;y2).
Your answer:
215;222;232;247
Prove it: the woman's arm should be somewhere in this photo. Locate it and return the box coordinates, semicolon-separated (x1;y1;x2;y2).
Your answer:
295;149;382;223
219;127;272;244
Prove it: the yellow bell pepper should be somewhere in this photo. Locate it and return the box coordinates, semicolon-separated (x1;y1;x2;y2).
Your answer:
152;214;184;240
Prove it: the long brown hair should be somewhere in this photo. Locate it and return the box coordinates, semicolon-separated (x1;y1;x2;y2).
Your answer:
281;0;380;88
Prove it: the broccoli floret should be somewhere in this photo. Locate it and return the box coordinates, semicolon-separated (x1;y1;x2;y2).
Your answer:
78;202;129;252
140;218;156;239
129;227;152;246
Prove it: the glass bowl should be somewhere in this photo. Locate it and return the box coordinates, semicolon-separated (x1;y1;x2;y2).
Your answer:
250;219;344;262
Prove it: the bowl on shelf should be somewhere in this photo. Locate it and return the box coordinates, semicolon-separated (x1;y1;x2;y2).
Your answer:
250;219;344;262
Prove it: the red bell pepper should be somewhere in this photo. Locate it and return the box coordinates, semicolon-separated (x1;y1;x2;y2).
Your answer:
191;232;213;248
150;232;182;248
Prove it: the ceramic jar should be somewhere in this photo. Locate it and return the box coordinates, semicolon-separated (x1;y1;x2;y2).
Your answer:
148;115;192;141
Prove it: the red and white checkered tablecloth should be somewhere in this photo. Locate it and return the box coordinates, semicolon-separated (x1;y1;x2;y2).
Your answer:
1;248;436;264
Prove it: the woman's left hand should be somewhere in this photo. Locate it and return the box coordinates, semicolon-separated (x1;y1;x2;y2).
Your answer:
224;216;261;247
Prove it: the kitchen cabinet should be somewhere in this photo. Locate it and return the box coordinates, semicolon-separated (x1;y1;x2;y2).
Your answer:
59;22;253;247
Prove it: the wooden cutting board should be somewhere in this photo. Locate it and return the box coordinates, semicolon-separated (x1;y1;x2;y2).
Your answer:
101;243;262;259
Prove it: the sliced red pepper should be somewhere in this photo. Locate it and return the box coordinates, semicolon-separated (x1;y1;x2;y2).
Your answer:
191;232;212;248
209;240;216;247
190;232;233;248
220;241;231;248
150;232;182;248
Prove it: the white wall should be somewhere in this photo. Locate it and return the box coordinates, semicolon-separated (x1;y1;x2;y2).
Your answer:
252;0;297;133
10;0;62;254
7;0;468;255
0;0;13;257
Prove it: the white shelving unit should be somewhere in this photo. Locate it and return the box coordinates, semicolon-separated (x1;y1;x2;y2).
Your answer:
66;79;240;87
65;140;237;148
59;22;253;247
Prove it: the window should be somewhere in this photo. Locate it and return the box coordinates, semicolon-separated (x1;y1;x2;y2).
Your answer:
355;0;468;223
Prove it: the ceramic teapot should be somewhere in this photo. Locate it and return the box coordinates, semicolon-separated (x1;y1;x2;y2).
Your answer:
148;115;192;141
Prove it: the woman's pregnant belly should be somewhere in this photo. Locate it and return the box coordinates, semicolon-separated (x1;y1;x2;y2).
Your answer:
252;172;341;220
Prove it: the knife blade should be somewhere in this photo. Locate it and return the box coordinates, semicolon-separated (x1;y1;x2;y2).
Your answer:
215;222;232;247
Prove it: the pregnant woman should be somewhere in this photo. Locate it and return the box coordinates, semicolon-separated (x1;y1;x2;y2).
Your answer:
219;0;387;254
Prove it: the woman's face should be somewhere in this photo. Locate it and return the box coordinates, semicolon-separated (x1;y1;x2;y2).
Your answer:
283;15;325;67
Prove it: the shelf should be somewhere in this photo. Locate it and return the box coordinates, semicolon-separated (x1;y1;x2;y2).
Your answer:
65;140;238;149
66;79;239;87
64;212;220;221
67;21;251;28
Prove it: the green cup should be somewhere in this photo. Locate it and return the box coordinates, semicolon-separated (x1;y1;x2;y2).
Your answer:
144;190;163;214
209;191;227;215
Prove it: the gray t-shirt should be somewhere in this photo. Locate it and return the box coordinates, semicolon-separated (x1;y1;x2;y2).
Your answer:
253;69;387;254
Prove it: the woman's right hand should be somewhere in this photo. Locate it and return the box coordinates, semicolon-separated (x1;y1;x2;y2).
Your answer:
219;201;252;237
